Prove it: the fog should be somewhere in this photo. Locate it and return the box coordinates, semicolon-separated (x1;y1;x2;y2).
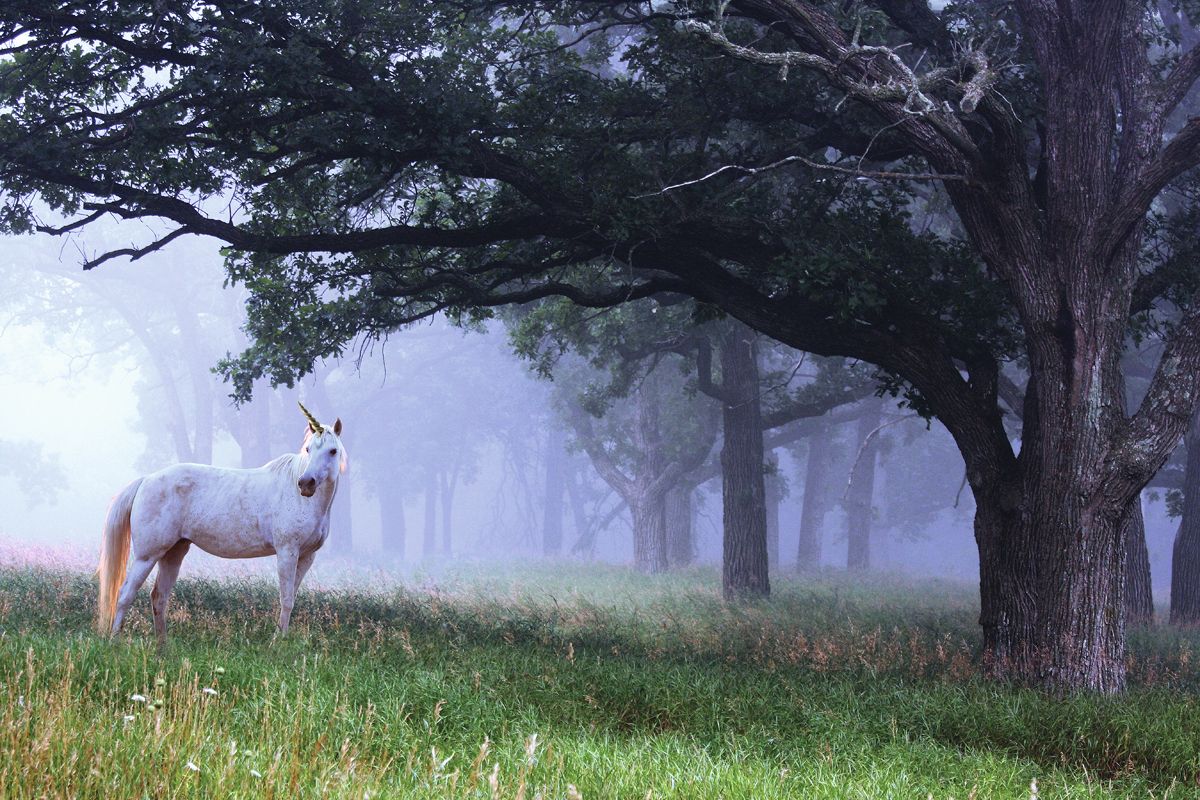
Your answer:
0;225;1182;600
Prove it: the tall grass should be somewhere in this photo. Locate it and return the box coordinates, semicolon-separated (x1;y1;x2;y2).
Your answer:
0;558;1197;797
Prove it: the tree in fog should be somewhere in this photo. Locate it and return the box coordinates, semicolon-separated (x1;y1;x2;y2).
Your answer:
10;1;1200;692
0;237;244;472
551;352;718;574
325;322;538;560
514;296;874;592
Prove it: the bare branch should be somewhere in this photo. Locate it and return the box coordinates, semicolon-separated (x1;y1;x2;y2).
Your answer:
840;412;918;499
77;226;192;271
634;153;969;198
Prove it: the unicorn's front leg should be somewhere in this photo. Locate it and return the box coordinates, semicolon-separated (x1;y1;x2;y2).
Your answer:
275;548;300;635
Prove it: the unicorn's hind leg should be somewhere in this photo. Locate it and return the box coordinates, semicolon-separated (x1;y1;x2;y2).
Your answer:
111;555;160;635
151;540;190;642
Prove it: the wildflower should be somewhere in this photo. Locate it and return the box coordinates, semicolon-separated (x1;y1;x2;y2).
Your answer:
185;762;200;773
215;667;225;675
202;687;218;695
130;694;147;703
17;696;23;708
123;715;135;722
250;769;262;778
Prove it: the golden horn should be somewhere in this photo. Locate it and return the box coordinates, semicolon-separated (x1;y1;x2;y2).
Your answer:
298;401;324;435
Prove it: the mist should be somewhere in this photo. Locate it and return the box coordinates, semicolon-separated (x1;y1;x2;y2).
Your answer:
0;223;1181;600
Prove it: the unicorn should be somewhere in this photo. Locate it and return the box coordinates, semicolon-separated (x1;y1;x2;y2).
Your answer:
97;402;346;640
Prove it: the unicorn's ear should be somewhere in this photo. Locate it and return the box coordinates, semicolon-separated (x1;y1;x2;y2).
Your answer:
304;423;315;436
333;418;342;436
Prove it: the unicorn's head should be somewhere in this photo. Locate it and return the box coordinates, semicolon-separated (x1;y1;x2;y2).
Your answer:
297;402;346;497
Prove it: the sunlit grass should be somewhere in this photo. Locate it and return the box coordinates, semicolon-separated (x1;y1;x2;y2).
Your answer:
0;557;1196;797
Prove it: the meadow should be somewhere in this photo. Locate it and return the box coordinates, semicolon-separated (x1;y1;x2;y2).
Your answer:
0;555;1199;799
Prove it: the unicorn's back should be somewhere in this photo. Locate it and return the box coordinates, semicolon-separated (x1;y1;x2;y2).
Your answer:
130;459;325;560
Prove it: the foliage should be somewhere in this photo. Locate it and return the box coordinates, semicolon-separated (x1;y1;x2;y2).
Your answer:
0;0;1017;407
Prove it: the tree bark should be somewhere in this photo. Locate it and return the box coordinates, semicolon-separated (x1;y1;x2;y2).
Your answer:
718;327;770;599
796;428;832;573
1125;495;1153;625
665;483;695;567
1172;407;1200;625
845;399;882;572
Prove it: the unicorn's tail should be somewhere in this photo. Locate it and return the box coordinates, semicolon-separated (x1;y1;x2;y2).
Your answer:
96;477;143;635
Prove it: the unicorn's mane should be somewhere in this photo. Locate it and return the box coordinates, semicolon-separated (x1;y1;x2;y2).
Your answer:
267;452;308;484
266;428;346;484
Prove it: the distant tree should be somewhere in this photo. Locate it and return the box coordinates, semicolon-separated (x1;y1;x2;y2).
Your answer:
565;361;718;573
794;427;834;573
0;439;66;508
1172;407;1200;625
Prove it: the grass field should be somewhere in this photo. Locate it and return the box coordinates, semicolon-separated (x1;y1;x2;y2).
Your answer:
0;556;1199;799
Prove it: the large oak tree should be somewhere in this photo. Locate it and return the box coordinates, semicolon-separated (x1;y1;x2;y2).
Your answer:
4;0;1200;691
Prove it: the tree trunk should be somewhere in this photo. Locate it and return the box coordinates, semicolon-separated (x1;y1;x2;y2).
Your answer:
1172;407;1200;625
423;468;438;559
440;466;457;556
566;465;596;556
765;452;781;571
327;473;353;554
719;327;769;599
846;399;881;572
796;428;832;573
1011;341;1131;692
972;473;1036;679
1125;495;1153;626
379;483;407;561
665;483;694;567
631;493;669;573
543;432;566;557
569;386;715;574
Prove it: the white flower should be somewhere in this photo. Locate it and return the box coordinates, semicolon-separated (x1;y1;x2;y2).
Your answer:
202;687;218;695
250;769;262;778
130;694;147;703
123;715;135;722
17;696;24;708
185;762;200;772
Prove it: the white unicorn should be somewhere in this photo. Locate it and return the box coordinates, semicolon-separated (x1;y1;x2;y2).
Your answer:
97;402;347;640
